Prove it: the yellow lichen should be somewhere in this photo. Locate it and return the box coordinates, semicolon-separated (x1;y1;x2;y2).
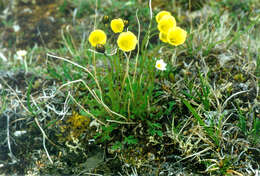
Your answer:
66;111;91;139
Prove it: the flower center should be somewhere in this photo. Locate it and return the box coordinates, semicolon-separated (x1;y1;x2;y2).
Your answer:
93;36;100;43
121;39;129;48
169;36;177;44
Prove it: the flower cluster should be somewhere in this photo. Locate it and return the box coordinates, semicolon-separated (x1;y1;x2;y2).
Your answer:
88;17;137;52
87;11;187;72
156;11;187;46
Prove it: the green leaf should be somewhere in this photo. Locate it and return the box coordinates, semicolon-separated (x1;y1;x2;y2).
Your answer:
183;99;219;146
123;135;138;145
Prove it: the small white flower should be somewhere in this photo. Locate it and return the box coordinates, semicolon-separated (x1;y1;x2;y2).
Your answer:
16;50;27;57
14;130;27;137
155;59;167;71
13;24;21;32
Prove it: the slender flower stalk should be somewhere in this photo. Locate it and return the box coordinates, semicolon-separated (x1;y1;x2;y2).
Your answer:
149;0;153;20
133;9;141;82
145;0;153;49
91;0;103;102
121;52;131;97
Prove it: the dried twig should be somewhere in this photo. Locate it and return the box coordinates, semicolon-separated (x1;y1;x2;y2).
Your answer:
6;113;18;163
34;117;53;164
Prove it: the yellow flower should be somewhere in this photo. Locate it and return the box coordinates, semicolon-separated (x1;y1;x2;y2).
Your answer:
88;29;107;47
167;27;187;46
157;15;176;34
159;32;168;43
110;18;124;33
156;11;171;23
117;31;137;52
